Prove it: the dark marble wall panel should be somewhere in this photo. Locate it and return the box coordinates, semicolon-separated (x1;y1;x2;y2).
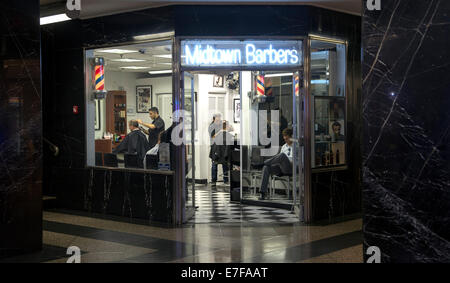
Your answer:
0;0;42;257
56;169;174;223
363;1;450;262
309;7;362;222
174;5;310;36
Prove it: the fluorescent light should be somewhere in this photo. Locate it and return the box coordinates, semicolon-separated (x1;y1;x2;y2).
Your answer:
133;31;175;41
311;79;329;84
98;49;138;55
148;70;172;75
158;62;172;65
120;66;149;70
265;73;293;78
111;59;146;63
40;14;71;25
154;54;172;59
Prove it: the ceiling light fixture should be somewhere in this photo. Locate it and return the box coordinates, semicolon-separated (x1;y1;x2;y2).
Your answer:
120;66;149;70
111;59;146;63
264;73;294;78
40;14;71;25
133;31;175;41
98;49;138;55
148;70;172;75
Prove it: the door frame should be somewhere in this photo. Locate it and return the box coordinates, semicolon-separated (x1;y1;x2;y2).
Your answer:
174;36;309;224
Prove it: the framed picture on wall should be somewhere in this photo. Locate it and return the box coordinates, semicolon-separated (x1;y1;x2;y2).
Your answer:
233;98;241;123
136;85;152;113
213;75;224;88
95;99;101;130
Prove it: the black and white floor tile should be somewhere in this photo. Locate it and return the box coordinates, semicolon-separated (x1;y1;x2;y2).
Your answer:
187;185;299;224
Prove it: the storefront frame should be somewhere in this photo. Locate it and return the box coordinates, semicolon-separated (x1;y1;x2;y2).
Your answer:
173;34;348;224
82;33;349;225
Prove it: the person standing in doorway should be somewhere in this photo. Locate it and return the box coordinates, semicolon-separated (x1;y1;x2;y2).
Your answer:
208;114;222;186
210;120;234;186
137;107;165;150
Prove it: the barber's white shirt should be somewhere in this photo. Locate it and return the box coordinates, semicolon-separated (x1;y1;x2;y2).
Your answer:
143;144;159;169
280;143;293;163
147;144;159;156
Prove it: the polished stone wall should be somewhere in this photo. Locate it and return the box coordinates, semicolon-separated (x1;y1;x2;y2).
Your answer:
0;0;42;256
363;0;450;262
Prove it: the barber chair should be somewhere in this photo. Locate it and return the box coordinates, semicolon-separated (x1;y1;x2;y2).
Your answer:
95;152;103;166
124;153;142;169
103;153;118;168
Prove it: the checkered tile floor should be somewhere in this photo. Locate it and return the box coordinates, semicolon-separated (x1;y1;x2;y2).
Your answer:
187;185;299;224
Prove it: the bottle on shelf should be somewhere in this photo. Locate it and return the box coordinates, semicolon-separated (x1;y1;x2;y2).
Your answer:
336;149;340;164
330;149;334;165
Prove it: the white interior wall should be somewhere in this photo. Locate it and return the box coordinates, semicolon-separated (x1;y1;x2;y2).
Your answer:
241;71;253;147
95;72;174;140
135;75;173;128
193;74;243;181
95;71;139;139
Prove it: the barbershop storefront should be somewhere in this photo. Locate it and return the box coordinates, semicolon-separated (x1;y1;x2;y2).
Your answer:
42;5;361;225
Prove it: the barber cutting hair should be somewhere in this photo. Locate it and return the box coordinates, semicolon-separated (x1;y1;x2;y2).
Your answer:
137;107;165;150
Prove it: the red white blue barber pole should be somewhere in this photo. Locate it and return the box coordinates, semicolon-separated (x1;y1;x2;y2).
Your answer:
294;74;300;96
94;57;107;99
256;75;265;96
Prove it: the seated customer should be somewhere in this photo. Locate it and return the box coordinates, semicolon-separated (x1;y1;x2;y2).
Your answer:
113;120;150;167
259;128;294;200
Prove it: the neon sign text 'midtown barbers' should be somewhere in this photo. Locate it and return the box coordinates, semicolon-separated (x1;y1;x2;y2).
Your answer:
182;41;301;67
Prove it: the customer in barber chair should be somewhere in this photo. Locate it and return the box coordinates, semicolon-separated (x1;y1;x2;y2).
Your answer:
258;128;294;200
113;120;150;167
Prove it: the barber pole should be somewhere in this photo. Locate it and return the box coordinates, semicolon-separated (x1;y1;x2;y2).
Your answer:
256;75;265;96
95;65;105;91
94;57;107;99
294;74;300;96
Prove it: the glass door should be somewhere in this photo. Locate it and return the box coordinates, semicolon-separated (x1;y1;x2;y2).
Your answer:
240;70;303;214
292;71;305;221
184;72;196;210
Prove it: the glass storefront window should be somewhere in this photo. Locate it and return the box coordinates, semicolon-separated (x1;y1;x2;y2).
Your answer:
84;40;173;170
310;40;347;169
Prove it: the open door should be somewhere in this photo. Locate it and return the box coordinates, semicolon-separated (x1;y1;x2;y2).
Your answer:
292;71;305;221
183;71;196;211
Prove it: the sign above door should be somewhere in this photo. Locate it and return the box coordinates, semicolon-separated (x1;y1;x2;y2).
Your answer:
181;40;303;69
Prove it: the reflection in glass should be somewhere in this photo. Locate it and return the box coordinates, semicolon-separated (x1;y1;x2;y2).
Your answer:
311;40;347;168
240;71;296;205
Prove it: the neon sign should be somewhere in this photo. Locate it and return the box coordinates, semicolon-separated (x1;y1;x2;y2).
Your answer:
181;40;302;68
